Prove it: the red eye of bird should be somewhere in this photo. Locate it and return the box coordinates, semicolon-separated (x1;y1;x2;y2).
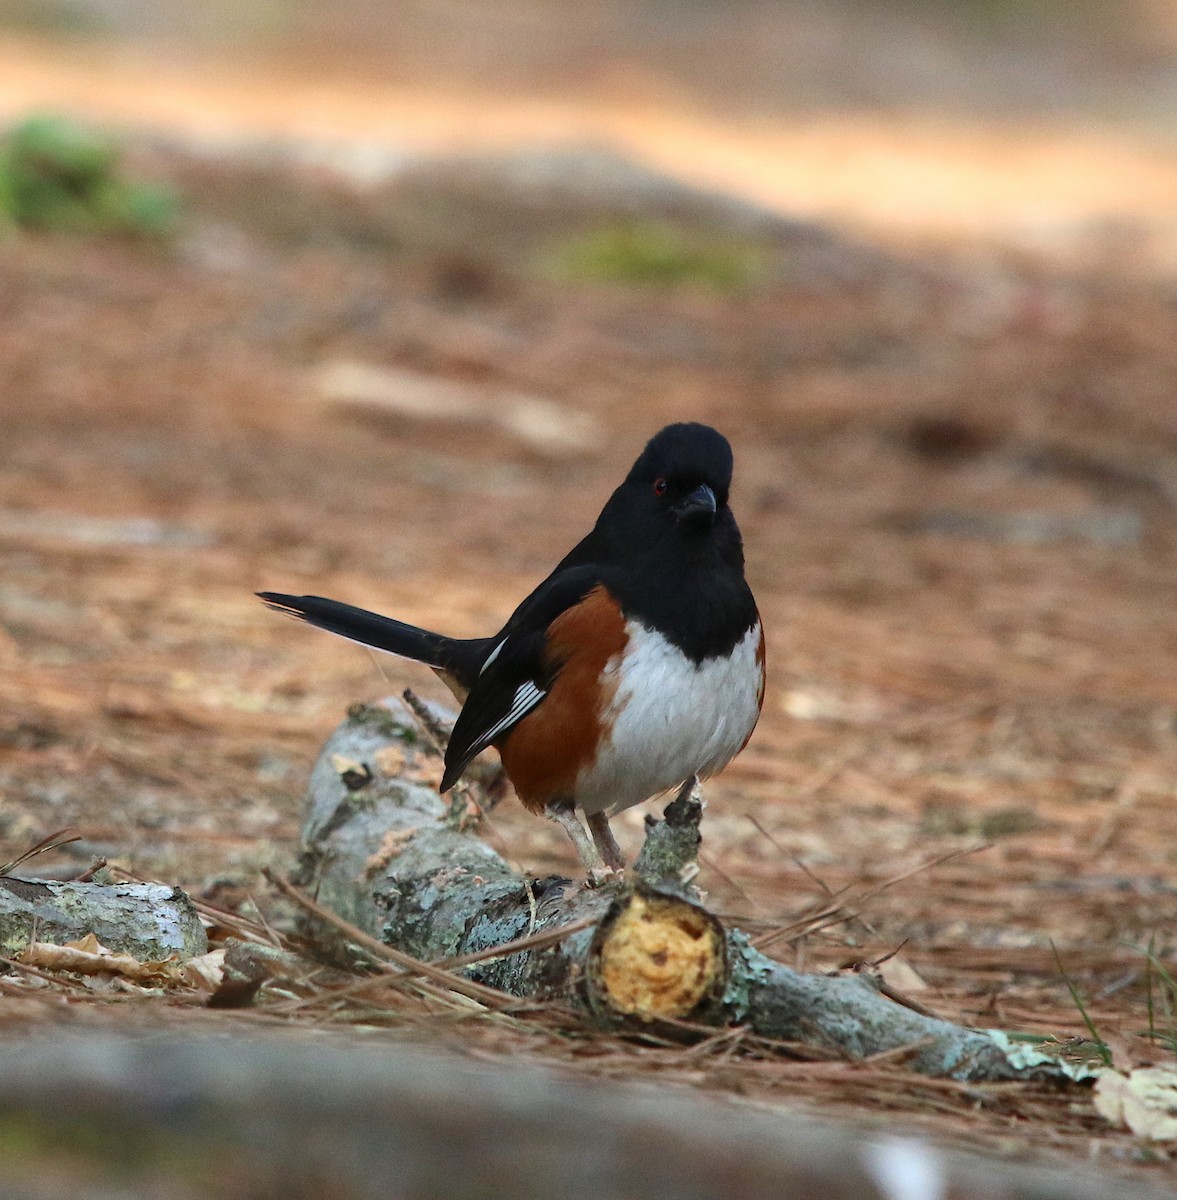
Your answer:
653;477;668;496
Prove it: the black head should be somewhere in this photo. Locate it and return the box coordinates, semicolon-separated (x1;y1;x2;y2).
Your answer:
543;422;754;659
625;422;734;524
586;422;744;571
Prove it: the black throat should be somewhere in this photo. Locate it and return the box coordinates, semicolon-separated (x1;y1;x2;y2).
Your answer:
605;514;758;664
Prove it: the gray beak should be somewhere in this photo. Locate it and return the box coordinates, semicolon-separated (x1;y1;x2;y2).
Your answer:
674;483;717;523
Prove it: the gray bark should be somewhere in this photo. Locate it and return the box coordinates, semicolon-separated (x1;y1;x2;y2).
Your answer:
0;876;207;960
295;699;1039;1081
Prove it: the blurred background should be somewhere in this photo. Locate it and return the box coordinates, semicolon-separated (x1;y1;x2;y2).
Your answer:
1;0;1177;1179
3;0;1177;240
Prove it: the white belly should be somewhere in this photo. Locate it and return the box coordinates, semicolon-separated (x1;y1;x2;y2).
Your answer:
574;620;763;816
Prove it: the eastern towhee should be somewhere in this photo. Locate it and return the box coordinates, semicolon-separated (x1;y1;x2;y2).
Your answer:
260;422;764;876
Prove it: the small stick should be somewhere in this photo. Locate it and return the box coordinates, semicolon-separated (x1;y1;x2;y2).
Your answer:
698;851;766;915
875;980;943;1021
0;828;82;878
435;915;598;971
402;688;451;757
854;1036;938;1068
72;858;107;883
523;878;538;937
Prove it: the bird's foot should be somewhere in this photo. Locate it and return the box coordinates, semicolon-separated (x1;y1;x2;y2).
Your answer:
548;805;606;875
548;805;627;883
670;774;702;809
585;810;625;873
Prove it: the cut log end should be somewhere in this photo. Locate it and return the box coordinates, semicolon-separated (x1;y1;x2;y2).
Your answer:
589;889;727;1022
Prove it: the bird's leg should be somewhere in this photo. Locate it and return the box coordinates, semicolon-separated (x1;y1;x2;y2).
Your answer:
547;803;607;879
671;774;701;807
585;811;625;872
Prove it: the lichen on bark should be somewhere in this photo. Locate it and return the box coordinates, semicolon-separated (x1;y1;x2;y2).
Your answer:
0;878;206;961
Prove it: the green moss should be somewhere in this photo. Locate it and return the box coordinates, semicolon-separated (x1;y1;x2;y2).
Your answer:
978;806;1042;839
0;114;179;237
0;0;114;36
346;702;417;743
547;220;768;291
920;801;1041;839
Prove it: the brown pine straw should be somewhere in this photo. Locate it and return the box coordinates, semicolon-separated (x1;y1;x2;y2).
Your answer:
0;828;82;878
750;843;991;951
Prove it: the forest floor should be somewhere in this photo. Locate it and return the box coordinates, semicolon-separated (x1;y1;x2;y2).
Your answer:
2;34;1177;1191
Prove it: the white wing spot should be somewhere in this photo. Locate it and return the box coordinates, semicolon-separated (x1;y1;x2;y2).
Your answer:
478;680;545;747
480;637;508;675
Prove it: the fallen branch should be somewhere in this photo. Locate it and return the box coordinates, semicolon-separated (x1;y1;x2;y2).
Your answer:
292;699;1047;1081
0;876;207;961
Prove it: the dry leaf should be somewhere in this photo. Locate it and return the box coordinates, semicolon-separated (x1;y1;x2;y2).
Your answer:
22;935;183;984
182;948;227;990
878;955;930;994
1095;1067;1177;1140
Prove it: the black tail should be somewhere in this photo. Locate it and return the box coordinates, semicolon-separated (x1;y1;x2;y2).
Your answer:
258;592;487;687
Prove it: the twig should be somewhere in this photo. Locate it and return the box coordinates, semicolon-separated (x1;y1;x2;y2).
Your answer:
402;688;451;758
242;891;284;948
72;857;107;883
523;878;538;937
699;851;767;915
855;1037;938;1068
268;970;419;1015
863;940;908;970
403;687;487;829
435;915;598;970
875;980;943;1021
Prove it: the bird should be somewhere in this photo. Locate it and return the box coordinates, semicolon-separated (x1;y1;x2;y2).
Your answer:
259;422;764;877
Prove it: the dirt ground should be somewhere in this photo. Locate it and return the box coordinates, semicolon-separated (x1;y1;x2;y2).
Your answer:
3;34;1177;1190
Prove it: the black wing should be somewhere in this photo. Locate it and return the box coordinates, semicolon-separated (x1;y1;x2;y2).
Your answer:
440;565;604;791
